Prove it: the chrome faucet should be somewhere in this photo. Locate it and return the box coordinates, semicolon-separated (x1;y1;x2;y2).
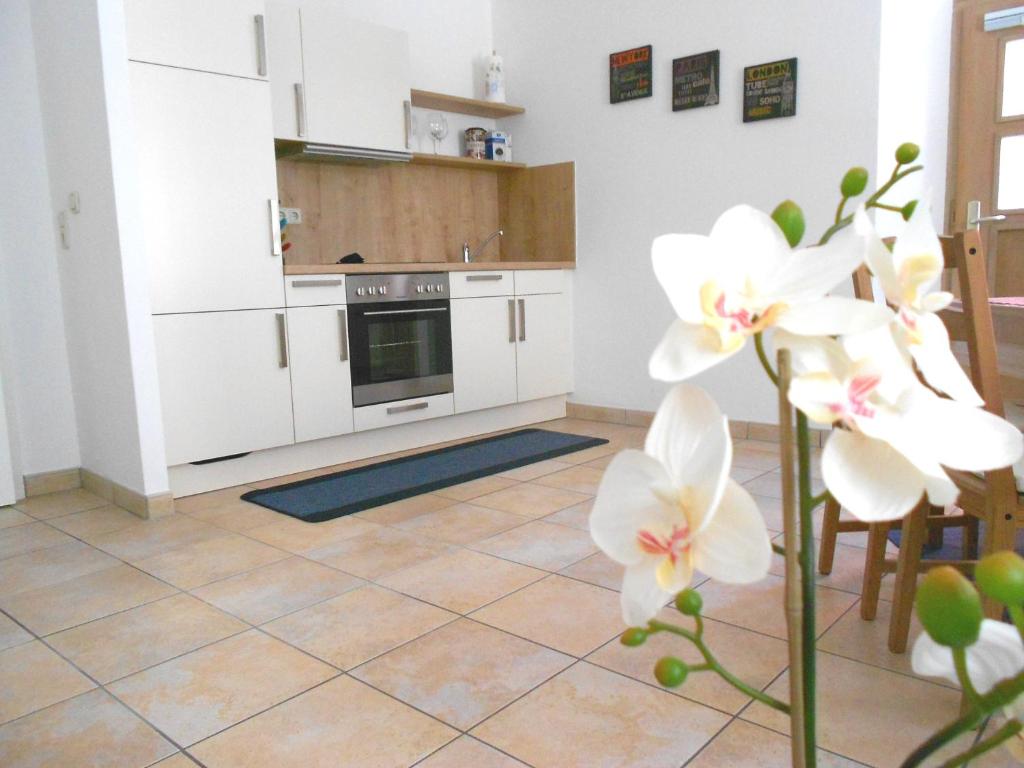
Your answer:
463;228;504;263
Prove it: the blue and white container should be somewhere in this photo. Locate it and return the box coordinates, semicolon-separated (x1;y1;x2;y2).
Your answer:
485;131;511;162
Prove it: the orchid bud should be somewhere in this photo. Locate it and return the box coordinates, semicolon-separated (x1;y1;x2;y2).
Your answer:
840;167;869;198
976;552;1024;607
901;200;918;221
654;656;688;688
771;200;805;248
675;589;703;616
620;628;648;647
916;566;983;648
895;142;920;165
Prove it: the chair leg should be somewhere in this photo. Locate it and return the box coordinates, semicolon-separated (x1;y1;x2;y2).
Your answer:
818;497;841;575
860;522;890;621
963;516;979;561
888;500;929;654
982;500;1017;619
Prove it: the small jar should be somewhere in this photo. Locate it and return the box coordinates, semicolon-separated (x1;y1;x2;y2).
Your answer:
464;127;487;159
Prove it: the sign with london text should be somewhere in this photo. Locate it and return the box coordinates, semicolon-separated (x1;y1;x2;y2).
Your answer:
672;49;720;111
743;57;798;122
610;45;653;104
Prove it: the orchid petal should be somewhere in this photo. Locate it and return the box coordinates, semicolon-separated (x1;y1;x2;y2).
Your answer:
893;201;945;300
921;291;954;313
775;296;892;337
761;220;868;304
707;205;792;282
692;480;771;584
773;330;850;380
788;372;846;426
857;207;901;302
644;384;731;530
589;450;675;566
907;312;984;406
621;559;671;626
912;619;1024;694
822;429;925;521
842;326;919;402
649;319;740;382
652;234;722;324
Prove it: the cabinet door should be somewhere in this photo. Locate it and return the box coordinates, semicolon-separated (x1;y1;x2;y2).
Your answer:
451;297;518;413
287;305;354;442
516;293;573;402
124;0;269;80
131;63;285;314
300;7;411;152
266;2;304;141
153;311;295;466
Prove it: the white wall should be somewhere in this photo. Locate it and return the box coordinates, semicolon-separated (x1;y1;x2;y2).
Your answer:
875;0;952;236
30;0;169;496
493;0;885;423
0;0;82;492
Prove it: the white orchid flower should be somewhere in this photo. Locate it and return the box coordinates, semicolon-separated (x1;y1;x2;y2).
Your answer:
649;204;892;382
589;383;771;625
778;329;1023;521
857;203;984;406
912;619;1024;760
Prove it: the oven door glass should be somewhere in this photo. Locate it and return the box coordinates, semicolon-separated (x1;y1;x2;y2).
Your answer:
349;299;453;407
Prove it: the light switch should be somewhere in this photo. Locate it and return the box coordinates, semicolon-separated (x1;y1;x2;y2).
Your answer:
58;211;70;249
68;192;80;214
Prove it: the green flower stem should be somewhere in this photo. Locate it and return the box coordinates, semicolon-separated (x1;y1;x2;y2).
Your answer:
872;203;904;213
797;411;818;767
693;614;705;640
647;619;791;714
901;670;1024;767
1007;605;1024;644
952;647;983;708
937;719;1022;768
808;491;830;511
754;332;779;385
834;196;848;225
818;163;923;245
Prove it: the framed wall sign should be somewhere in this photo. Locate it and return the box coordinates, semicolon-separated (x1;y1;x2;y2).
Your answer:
743;57;798;122
672;49;720;111
610;45;653;104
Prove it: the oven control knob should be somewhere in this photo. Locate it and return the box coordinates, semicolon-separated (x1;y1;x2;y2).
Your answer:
426;284;434;293
356;287;365;296
379;285;387;295
368;286;377;296
435;283;444;292
416;285;424;294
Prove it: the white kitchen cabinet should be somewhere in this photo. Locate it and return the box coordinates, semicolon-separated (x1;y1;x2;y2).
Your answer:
353;393;455;432
515;292;573;403
267;2;412;153
451;297;518;413
124;0;269;80
131;63;285;314
153;311;295;466
287;305;354;442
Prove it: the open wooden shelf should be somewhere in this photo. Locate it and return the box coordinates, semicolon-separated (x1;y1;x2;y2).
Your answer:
410;89;525;119
411;153;526;171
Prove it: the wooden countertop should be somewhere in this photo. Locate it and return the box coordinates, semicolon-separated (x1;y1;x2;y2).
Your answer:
283;261;575;275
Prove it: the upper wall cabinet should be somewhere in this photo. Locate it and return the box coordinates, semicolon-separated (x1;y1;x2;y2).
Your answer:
131;63;285;314
124;0;270;80
267;3;412;154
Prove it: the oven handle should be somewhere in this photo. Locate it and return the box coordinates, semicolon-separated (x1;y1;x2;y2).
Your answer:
362;307;449;317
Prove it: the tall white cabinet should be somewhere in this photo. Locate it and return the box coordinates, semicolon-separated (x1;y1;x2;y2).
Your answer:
267;1;412;153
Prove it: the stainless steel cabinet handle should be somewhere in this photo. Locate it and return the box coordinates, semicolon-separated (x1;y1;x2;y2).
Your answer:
403;100;412;149
294;83;307;137
507;299;515;343
254;15;267;77
387;401;428;415
338;309;349;362
518;298;526;342
269;199;282;257
291;279;343;288
466;274;504;282
275;313;288;368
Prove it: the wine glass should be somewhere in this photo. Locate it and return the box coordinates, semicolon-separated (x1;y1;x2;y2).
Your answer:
427;113;448;154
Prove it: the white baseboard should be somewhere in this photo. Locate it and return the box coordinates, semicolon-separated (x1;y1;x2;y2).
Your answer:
168;396;567;497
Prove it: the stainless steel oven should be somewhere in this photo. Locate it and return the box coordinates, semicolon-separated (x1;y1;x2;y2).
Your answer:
346;273;453;407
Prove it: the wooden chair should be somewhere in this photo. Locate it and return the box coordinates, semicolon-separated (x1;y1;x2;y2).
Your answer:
859;228;1024;653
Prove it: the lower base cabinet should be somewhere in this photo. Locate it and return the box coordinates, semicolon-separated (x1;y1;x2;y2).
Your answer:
451;296;518;413
153;310;296;465
286;305;354;442
516;292;572;402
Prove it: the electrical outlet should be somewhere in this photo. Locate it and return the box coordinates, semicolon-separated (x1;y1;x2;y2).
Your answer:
281;207;302;224
68;192;81;214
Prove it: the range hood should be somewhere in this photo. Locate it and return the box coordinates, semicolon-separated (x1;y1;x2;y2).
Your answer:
274;140;412;164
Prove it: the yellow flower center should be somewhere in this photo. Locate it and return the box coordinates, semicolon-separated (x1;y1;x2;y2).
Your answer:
700;281;787;352
897;252;942;308
640;486;699;590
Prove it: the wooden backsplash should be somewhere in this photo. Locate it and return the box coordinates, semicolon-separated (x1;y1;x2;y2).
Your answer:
277;159;575;266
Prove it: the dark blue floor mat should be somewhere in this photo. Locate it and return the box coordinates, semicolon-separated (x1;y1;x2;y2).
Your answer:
889;523;1024;560
241;428;609;523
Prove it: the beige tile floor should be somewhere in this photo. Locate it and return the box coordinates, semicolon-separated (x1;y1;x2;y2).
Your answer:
0;416;1013;767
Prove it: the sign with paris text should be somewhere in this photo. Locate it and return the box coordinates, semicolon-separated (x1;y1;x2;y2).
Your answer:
672;49;720;111
610;45;653;104
743;57;798;122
